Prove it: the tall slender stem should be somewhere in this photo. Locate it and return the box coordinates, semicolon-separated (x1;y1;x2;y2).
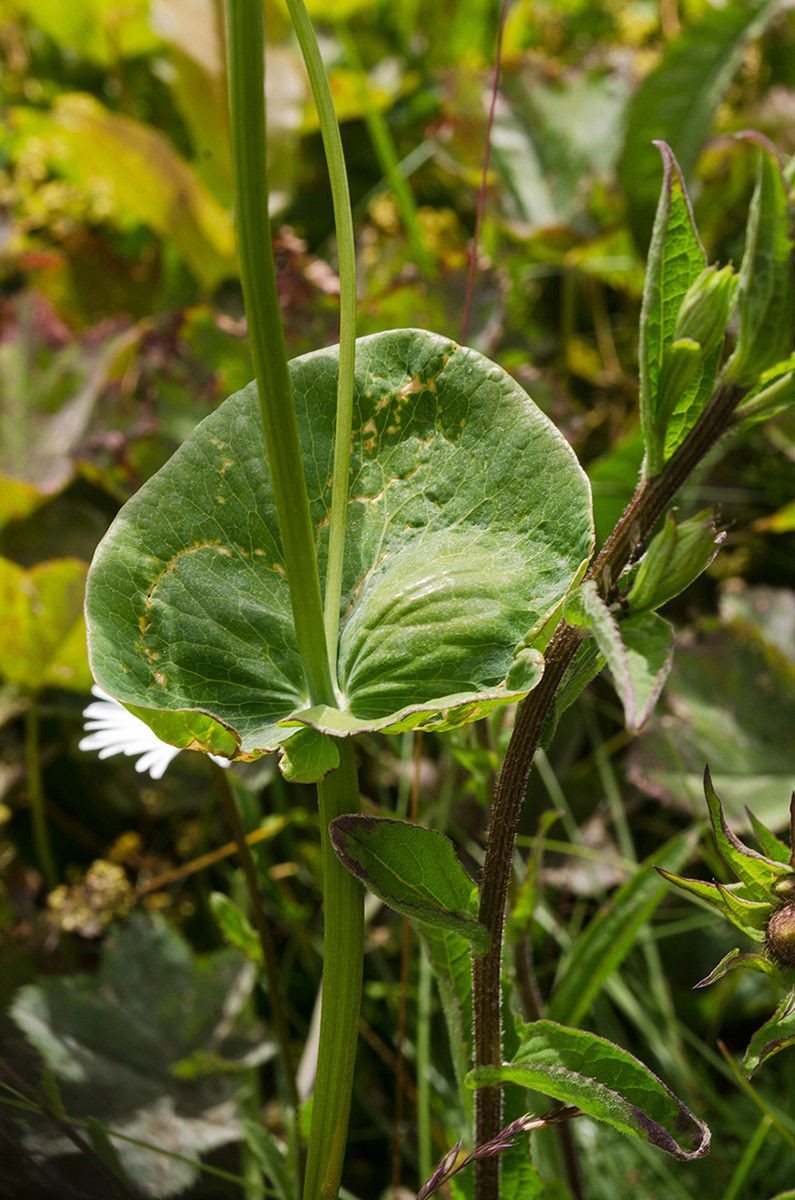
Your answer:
25;698;57;892
303;739;364;1200
473;380;745;1199
226;0;334;709
285;0;357;681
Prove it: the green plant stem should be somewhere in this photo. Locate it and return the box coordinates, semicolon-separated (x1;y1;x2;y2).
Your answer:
417;943;433;1185
285;0;357;682
336;21;433;277
212;764;301;1128
226;0;334;709
473;379;744;1200
717;1040;795;1154
722;1113;771;1200
303;739;364;1200
24;698;57;892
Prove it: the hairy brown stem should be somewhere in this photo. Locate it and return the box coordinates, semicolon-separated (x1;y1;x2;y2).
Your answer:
473;381;743;1199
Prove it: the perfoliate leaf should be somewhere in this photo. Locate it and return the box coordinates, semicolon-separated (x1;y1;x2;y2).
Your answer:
728;134;795;387
467;1020;710;1161
86;330;593;758
329;815;490;956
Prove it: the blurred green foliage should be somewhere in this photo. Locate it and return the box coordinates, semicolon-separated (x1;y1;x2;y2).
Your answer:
1;0;794;1196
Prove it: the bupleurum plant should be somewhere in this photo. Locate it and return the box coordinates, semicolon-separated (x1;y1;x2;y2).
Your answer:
660;769;795;1076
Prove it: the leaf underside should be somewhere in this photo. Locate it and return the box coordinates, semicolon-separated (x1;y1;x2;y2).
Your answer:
85;329;594;757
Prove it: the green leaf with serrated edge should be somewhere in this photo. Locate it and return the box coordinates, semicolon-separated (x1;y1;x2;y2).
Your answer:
467;1020;710;1161
329;815;490;955
85;330;593;759
657;870;765;940
620;0;783;247
655;337;702;429
578;583;674;733
628;510;723;615
638;143;707;476
209;893;263;966
743;996;795;1076
663;340;722;462
421;926;473;1123
695;949;778;989
704;768;790;898
243;1121;294;1200
728;135;795;387
549;830;694;1027
277;726;339;783
745;808;791;864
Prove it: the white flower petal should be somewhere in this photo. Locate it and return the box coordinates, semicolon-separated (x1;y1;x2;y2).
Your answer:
80;685;231;778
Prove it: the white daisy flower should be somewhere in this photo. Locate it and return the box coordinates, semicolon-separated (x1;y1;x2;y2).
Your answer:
79;686;231;780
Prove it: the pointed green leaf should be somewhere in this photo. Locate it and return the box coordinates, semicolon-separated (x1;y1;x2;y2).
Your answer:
579;583;674;733
549;831;695;1027
86;330;593;758
628;510;724;615
209;893;263;966
745;808;791;865
242;1121;294;1200
729;134;795;386
704;768;788;898
638;143;708;475
743;996;795;1076
715;882;771;931
657;870;766;940
329;815;490;956
468;1020;710;1161
85;1118;130;1186
620;0;784;246
695;949;778;989
732;353;795;429
421;926;474;1118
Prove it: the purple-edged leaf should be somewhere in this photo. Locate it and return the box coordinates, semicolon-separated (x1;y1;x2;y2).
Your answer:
743;996;795;1076
715;881;771;931
329;815;490;956
704;768;788;898
467;1020;710;1161
695;949;777;989
745;807;791;864
656;870;762;940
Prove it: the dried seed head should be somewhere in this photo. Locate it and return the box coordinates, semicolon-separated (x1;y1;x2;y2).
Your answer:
766;902;795;967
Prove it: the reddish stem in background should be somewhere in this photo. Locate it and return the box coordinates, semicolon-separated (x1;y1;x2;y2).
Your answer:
461;0;512;345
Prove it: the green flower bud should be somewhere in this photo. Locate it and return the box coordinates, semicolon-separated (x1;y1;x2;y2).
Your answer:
674;264;739;358
766;902;795;967
771;874;795;904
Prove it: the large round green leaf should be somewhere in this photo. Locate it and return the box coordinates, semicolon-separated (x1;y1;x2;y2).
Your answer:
85;330;593;758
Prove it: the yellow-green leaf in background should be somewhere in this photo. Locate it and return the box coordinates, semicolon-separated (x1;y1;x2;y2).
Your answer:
10;0;162;66
8;95;236;292
0;557;93;693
